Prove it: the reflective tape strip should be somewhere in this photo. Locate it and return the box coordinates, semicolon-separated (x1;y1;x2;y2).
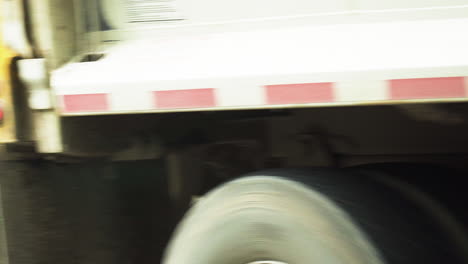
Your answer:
389;77;466;99
57;77;468;114
334;80;388;102
62;94;109;113
264;82;334;105
154;88;216;109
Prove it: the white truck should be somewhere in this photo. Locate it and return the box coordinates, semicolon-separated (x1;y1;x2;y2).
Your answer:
1;1;468;264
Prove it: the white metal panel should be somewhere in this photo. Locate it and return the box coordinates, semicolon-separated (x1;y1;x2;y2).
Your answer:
52;7;468;115
175;0;349;22
90;1;468;45
357;0;468;10
98;0;468;28
56;18;468;85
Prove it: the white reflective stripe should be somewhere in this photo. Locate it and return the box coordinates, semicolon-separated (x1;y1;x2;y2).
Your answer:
335;80;388;102
110;90;153;111
217;83;266;107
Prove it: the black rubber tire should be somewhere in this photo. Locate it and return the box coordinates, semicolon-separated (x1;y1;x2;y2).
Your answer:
351;163;468;264
163;168;466;264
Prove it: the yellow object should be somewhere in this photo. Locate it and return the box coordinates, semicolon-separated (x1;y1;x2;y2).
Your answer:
0;14;19;143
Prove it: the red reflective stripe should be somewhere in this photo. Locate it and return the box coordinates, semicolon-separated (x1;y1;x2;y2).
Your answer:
265;83;334;104
154;89;216;109
62;94;109;112
390;77;466;99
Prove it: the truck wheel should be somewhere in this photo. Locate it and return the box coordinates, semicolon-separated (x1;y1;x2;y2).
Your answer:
163;170;384;264
353;163;468;264
163;168;466;264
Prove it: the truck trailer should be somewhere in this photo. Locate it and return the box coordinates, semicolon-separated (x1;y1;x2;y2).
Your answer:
1;1;468;264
